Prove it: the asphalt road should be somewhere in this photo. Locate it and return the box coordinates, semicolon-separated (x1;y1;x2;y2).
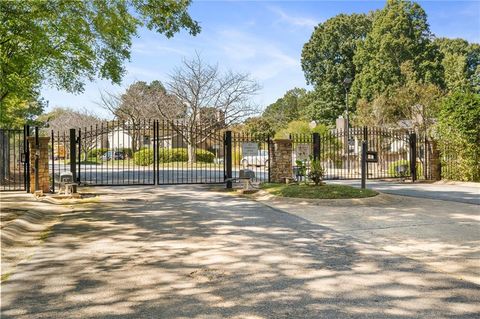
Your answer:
1;185;479;318
329;180;480;205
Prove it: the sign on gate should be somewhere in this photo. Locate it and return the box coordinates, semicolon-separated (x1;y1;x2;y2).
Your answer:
295;143;310;161
242;142;258;157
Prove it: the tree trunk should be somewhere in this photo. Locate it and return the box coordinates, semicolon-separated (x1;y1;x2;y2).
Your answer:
187;142;196;163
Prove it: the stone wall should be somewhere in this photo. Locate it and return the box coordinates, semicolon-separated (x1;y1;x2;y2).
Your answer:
269;139;292;183
28;136;50;193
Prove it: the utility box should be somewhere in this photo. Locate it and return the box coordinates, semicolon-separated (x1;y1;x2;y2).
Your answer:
59;171;76;194
60;171;73;184
239;169;255;180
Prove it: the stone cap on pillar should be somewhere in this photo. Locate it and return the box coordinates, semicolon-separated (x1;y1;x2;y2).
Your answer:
272;139;292;144
27;136;50;144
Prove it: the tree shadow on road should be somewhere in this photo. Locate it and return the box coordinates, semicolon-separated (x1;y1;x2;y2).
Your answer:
1;186;479;318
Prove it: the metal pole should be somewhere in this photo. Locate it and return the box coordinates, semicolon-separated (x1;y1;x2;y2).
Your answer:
25;126;30;192
51;130;55;193
410;133;417;183
361;141;367;189
345;89;350;172
225;131;232;189
313;132;320;161
69;129;77;182
34;127;39;192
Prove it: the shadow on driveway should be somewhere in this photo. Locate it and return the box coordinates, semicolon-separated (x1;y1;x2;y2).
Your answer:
1;185;479;318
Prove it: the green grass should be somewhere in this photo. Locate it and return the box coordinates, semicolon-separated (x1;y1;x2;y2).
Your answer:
261;183;378;199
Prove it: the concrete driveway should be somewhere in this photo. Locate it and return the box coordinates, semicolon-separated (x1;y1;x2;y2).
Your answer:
256;190;480;286
329;180;480;205
1;185;479;318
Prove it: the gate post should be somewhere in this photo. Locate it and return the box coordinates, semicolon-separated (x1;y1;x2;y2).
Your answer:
312;132;320;161
69;128;77;182
361;141;367;189
409;133;417;183
34;127;39;192
269;139;293;183
225;131;232;189
27;131;50;193
25;125;30;192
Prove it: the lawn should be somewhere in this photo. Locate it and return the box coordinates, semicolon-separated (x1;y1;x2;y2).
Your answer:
261;183;378;199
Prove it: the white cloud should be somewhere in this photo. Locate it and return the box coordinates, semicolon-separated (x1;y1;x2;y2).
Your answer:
215;29;300;81
132;41;188;56
268;6;319;28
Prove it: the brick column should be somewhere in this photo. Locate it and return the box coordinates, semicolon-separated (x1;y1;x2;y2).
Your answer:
428;139;441;181
269;139;292;183
28;136;50;193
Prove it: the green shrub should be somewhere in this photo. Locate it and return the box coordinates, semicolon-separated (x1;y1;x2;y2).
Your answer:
388;160;422;178
157;148;188;163
133;148;154;166
157;148;215;163
196;149;215;163
436;92;480;182
308;160;325;185
87;148;109;158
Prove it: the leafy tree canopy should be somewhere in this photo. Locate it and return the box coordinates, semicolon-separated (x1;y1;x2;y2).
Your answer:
275;120;329;139
436;92;480;181
262;88;309;131
0;0;199;127
434;38;480;93
352;0;443;102
243;117;275;137
354;61;443;134
301;13;372;122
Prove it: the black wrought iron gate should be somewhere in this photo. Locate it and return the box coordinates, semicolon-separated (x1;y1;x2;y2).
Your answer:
291;127;424;181
0;127;29;191
49;120;257;189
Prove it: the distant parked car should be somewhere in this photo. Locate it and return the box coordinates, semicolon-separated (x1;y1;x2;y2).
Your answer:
241;150;269;167
101;151;125;161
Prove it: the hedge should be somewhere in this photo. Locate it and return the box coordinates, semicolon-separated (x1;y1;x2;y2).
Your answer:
133;148;215;166
195;149;215;163
133;148;154;166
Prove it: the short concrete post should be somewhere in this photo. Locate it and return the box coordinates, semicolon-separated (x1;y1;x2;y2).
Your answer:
269;139;292;183
28;136;50;193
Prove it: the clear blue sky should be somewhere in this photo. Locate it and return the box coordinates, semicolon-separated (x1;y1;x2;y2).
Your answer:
41;0;480;119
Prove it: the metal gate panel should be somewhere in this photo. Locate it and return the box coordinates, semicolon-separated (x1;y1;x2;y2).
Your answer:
156;120;225;185
231;132;270;184
0;127;28;191
291;127;415;181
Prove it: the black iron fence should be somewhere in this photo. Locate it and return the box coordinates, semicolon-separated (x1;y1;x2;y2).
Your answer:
50;120;227;188
4;123;470;193
0;127;29;191
291;127;425;181
231;132;270;183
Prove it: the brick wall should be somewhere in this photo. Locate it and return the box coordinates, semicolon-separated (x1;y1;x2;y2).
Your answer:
28;136;50;193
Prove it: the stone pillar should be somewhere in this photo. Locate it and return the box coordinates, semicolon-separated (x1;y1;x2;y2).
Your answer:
428;139;441;181
28;136;50;193
269;139;292;183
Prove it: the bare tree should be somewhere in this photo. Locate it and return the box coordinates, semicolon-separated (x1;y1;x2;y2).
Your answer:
100;81;169;151
40;107;102;160
155;53;261;162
